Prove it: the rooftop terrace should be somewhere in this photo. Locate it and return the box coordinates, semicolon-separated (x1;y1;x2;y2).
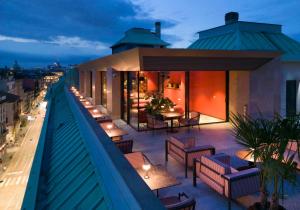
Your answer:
23;82;300;210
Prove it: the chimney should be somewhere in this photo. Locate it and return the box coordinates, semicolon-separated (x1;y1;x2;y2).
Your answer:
225;12;239;25
155;22;161;38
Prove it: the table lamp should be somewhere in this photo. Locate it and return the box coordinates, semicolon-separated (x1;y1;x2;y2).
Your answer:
142;163;151;179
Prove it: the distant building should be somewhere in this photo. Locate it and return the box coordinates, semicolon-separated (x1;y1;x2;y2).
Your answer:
0;94;8;159
22;88;35;113
0;91;20;144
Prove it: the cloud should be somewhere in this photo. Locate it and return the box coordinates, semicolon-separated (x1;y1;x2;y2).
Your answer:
2;0;300;67
0;34;109;67
0;35;39;43
47;36;107;50
0;0;176;67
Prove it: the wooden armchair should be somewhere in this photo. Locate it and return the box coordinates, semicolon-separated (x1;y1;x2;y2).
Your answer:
179;111;200;130
114;139;133;154
159;192;196;210
166;136;215;177
147;114;168;131
193;154;260;210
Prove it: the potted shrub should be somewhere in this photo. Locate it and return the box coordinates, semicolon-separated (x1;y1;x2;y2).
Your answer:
145;93;175;117
231;113;299;210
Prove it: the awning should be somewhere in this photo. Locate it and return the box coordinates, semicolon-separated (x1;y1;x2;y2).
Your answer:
78;48;280;72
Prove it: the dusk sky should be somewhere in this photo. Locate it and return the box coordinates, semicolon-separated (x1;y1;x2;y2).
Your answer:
1;0;300;67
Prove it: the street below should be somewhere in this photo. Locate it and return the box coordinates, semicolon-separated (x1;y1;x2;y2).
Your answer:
0;103;46;210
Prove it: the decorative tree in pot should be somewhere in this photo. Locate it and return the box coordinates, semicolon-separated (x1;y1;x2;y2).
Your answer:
231;113;299;210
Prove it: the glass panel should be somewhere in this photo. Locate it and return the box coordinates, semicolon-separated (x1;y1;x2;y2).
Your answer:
101;72;107;108
163;71;185;114
189;71;226;123
90;71;93;97
138;72;159;130
129;72;139;129
122;72;128;122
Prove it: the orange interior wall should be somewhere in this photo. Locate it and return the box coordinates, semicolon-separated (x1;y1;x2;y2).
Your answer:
164;72;185;112
189;71;226;120
144;72;158;91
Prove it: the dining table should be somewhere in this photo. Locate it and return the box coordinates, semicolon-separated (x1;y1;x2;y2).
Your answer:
99;122;128;140
125;152;181;196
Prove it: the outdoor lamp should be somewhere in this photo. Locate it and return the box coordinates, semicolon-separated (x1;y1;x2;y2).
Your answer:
85;101;90;105
80;96;83;99
142;163;151;179
93;109;98;113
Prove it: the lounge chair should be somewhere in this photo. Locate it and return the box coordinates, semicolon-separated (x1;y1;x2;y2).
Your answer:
193;153;260;210
160;192;196;210
165;136;215;177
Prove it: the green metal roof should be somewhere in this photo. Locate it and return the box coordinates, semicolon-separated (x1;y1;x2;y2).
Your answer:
189;21;300;61
22;78;165;210
111;28;169;48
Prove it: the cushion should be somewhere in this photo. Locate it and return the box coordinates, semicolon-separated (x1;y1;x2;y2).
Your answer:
214;153;231;165
201;155;231;175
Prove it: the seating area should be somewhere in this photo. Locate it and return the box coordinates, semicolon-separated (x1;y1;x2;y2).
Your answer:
193;154;260;209
70;87;300;210
165;136;215;177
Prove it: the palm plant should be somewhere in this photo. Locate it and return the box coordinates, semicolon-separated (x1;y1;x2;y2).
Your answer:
231;113;279;209
268;115;299;210
231;113;299;210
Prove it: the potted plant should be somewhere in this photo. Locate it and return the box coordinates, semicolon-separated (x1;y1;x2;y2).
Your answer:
145;93;175;117
231;113;299;210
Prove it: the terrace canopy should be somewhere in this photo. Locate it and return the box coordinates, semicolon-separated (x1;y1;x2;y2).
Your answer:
78;48;280;72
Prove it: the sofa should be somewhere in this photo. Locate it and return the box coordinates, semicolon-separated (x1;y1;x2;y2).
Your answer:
193;153;260;209
165;136;215;177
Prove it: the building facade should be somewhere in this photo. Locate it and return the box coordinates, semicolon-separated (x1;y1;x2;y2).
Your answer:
0;94;8;159
0;91;21;143
78;13;300;130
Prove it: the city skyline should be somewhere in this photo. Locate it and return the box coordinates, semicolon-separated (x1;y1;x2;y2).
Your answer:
1;0;300;67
